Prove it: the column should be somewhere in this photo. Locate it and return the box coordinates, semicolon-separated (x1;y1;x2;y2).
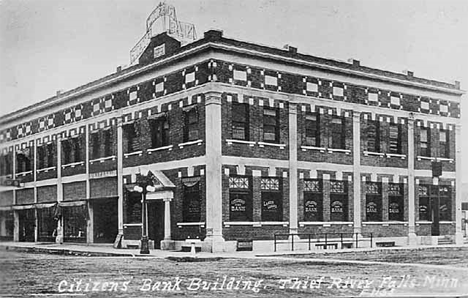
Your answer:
407;115;417;245
454;124;463;244
288;103;298;235
203;91;225;252
352;112;362;234
117;117;124;236
12;147;18;242
33;141;38;242
160;198;174;250
56;135;63;244
85;125;93;243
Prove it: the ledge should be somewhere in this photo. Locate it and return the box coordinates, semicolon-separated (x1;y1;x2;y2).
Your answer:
178;140;203;149
300;145;326;153
147;145;173;154
36;166;56;173
224;221;289;227
327;148;351;154
15;171;32;177
386;153;406;159
435;157;454;163
226;139;255;146
417;156;435;161
123;223;142;227
363;151;385;157
124;151;143;158
177;222;205;228
257;142;286;149
299;221;353;227
89;155;116;164
363;221;408;226
62;161;85;169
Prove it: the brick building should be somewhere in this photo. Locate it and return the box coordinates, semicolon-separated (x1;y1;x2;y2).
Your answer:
0;28;464;252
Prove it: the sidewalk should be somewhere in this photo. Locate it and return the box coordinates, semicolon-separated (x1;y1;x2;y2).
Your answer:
1;240;467;260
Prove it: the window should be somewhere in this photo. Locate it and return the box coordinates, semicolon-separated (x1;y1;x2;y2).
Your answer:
439;186;451;221
304;179;323;221
305;113;320;146
229;176;252;221
263;108;279;143
149;116;169;148
232;103;249;140
37;146;45;169
46;143;55;168
62;139;72;165
16;148;31;173
365;182;382;221
63;205;87;242
184;107;199;142
439;130;449;158
329;116;345;149
330;180;348;221
388;183;404;221
123;123;139;153
420;127;431;157
182;177;201;222
418;185;430;221
1;154;12;176
91;132;100;160
389;123;401;154
72;138;82;162
103;129;113;157
367;120;380;152
261;178;282;221
125;192;142;223
62;137;82;164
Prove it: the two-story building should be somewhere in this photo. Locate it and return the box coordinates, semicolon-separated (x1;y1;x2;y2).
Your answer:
0;27;464;251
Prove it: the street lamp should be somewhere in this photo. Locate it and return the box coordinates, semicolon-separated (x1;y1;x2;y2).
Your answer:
133;174;156;254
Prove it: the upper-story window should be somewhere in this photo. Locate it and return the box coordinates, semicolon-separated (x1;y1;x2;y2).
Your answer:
123;123;139;153
305;113;320;147
420;127;431;157
103;129;113;157
366;120;380;152
16;148;32;173
0;154;12;176
91;132;100;160
389;123;402;154
91;129;113;160
37;146;45;169
439;129;449;158
232;103;249;141
183;107;199;142
263;107;279;143
329;116;345;149
62;137;82;165
149;116;170;148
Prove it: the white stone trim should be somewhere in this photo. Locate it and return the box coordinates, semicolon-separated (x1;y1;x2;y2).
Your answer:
178;139;203;149
300;145;326;153
147;145;173;153
89;155;116;164
124;150;143;158
226;139;255;146
61;161;85;169
257;142;286;149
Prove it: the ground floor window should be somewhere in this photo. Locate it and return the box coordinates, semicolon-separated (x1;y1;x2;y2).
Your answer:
303;179;323;221
365;182;382;221
125;192;142;224
0;211;14;241
63;205;87;242
18;209;35;242
418;184;452;221
388;183;404;221
229;176;252;221
38;207;56;242
439;185;452;221
261;178;283;222
182;177;201;222
330;180;348;221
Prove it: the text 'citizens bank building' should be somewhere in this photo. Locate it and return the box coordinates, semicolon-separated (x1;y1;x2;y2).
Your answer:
0;4;464;252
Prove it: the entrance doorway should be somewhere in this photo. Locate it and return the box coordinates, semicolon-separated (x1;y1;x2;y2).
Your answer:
18;209;35;242
147;201;164;249
93;199;118;243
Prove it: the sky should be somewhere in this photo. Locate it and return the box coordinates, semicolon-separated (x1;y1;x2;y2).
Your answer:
0;0;467;179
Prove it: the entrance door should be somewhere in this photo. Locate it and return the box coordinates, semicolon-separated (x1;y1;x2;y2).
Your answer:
93;199;118;243
431;194;440;236
147;201;164;249
18;209;35;242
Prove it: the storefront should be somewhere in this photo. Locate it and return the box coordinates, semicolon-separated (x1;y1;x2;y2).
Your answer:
0;209;14;241
91;197;118;243
37;204;57;242
61;201;88;243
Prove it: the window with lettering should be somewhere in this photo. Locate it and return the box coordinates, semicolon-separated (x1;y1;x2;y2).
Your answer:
365;182;382;221
388;183;404;221
418;185;430;221
229;176;252;221
330;180;348;221
303;179;323;221
261;178;282;221
182;177;201;222
305;113;320;147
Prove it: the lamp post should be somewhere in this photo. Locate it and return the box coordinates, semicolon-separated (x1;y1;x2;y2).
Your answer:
134;173;156;254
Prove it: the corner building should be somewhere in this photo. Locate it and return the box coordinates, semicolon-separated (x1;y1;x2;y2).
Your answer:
0;30;464;251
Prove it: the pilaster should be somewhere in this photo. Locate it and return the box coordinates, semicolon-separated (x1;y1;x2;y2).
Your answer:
203;90;225;252
454;124;463;244
117;116;124;236
407;114;417;245
56;135;63;244
85;125;93;244
352;111;362;234
288;103;298;235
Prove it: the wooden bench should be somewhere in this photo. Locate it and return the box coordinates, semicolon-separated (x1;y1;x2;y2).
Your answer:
376;241;395;247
